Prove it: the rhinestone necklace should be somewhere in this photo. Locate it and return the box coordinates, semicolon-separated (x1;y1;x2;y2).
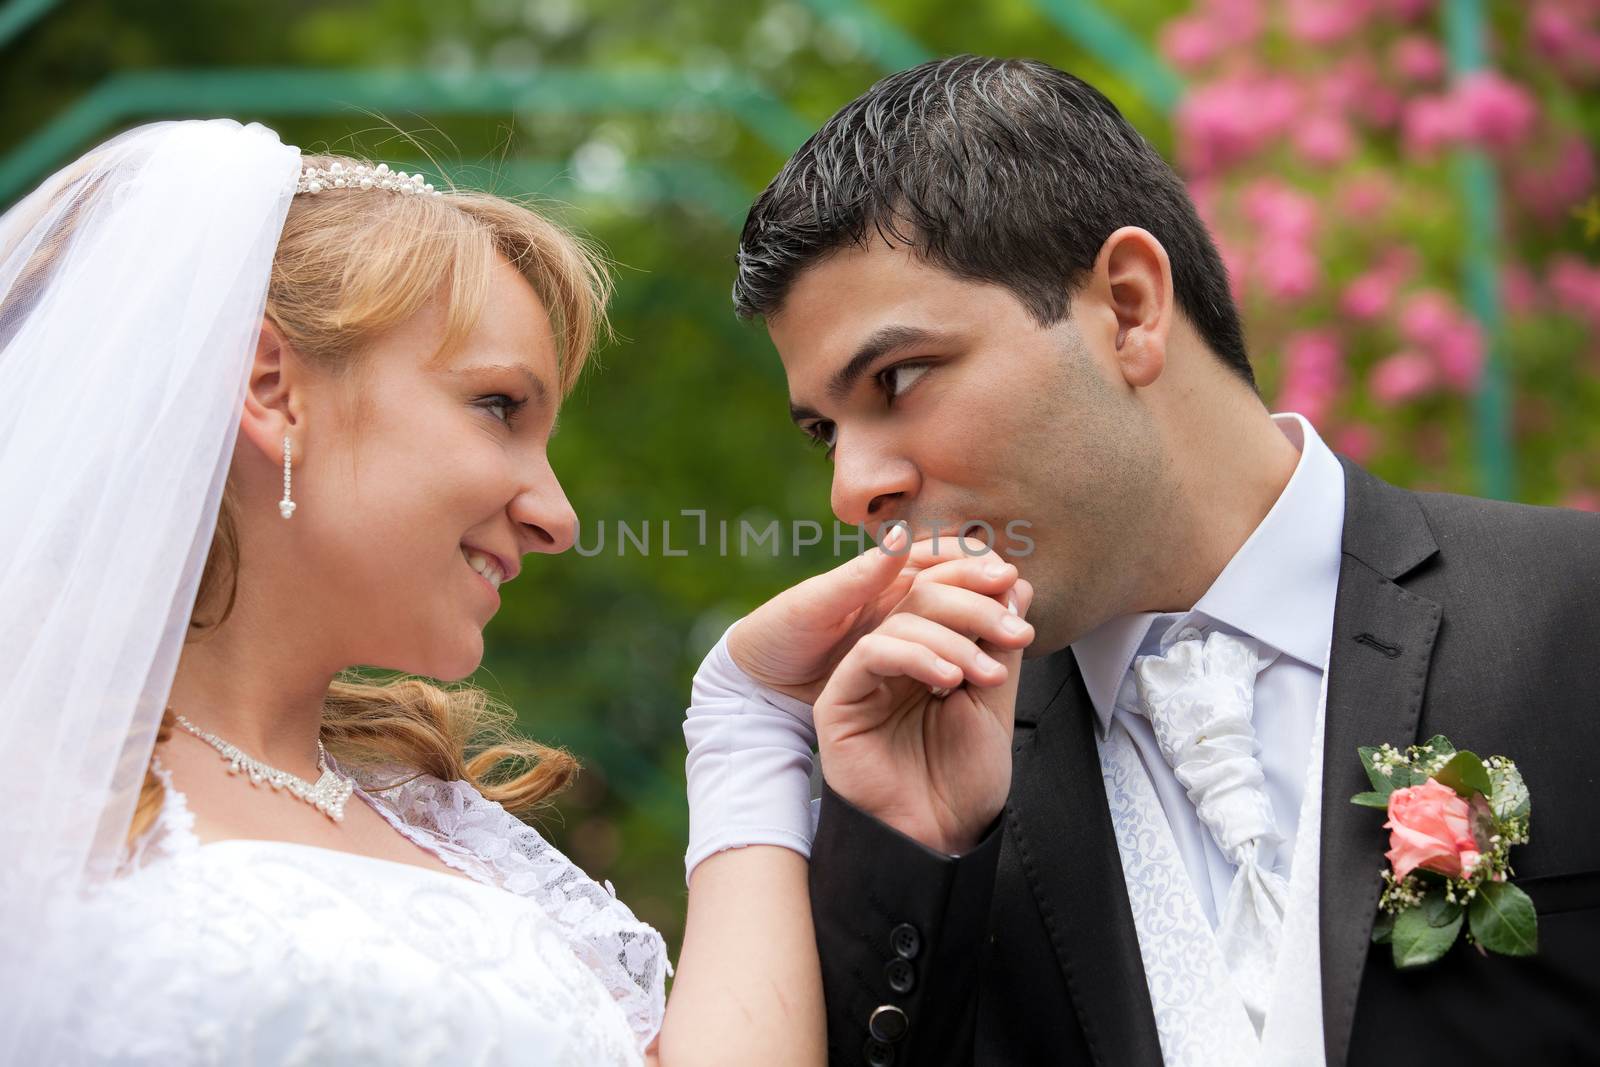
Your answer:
173;712;353;822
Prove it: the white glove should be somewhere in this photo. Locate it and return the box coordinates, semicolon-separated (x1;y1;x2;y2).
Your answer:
683;620;821;884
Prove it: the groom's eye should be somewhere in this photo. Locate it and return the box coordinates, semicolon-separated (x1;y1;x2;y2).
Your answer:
802;420;837;452
878;361;932;401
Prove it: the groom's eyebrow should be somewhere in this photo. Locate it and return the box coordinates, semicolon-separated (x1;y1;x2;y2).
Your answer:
827;325;949;401
789;324;955;424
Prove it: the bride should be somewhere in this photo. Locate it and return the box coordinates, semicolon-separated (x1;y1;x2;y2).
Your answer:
0;120;1034;1064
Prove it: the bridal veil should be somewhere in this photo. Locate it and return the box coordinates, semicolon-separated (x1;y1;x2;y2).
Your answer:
0;120;302;1059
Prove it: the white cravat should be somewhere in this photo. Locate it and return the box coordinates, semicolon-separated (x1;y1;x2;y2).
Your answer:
1132;628;1289;1034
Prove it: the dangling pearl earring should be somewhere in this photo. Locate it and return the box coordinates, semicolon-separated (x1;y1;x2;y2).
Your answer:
278;435;297;519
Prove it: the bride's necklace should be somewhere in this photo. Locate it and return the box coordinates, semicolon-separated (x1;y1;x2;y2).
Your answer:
173;712;353;822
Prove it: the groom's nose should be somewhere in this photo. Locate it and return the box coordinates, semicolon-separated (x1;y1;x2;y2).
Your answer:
830;439;918;527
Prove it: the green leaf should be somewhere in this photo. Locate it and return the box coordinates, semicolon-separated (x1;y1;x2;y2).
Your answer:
1392;895;1463;969
1371;911;1395;944
1469;882;1538;957
1350;791;1392;809
1391;892;1464;969
1412;735;1457;777
1420;891;1463;927
1358;746;1410;793
1433;750;1493;799
1418;735;1457;759
1488;761;1531;822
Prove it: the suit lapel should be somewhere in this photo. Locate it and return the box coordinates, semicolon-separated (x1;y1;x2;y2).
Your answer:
1010;649;1163;1066
1319;460;1443;1066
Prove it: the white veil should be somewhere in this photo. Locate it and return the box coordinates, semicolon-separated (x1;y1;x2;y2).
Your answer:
0;119;301;1059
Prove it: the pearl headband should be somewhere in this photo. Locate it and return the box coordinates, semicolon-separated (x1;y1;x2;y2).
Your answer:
296;159;442;197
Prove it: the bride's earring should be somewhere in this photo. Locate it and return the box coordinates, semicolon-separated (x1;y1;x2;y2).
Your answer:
278;435;297;519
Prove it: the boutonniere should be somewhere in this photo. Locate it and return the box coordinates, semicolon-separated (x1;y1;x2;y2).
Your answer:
1351;735;1535;969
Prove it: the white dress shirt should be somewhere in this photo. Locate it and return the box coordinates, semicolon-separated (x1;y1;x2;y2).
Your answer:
1071;413;1346;929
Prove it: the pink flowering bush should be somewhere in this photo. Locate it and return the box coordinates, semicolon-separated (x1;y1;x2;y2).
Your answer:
1160;0;1600;504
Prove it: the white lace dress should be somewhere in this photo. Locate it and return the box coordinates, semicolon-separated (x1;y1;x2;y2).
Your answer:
40;763;670;1065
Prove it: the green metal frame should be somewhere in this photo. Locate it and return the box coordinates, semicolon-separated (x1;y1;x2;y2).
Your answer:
794;0;932;69
1445;0;1513;500
1028;0;1184;113
0;0;54;50
310;157;755;230
0;67;809;206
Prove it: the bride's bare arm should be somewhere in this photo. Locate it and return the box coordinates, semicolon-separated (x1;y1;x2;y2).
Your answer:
655;846;824;1066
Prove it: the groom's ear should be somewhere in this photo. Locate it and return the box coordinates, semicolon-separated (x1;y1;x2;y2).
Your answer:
237;316;308;464
1087;226;1172;390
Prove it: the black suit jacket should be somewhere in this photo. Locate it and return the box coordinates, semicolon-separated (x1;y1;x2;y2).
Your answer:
809;461;1600;1065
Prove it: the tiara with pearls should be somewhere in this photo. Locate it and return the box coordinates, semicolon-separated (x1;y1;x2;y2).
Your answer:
296;160;443;198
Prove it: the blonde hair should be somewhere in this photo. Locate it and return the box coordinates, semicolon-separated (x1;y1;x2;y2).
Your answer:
128;154;612;843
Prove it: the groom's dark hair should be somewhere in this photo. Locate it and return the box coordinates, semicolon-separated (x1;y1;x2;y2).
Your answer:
733;54;1254;388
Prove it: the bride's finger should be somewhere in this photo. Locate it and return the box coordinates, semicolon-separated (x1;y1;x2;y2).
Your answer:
822;632;963;707
760;524;912;638
875;613;1012;688
892;581;1034;653
980;579;1036;716
777;530;988;636
908;554;1019;599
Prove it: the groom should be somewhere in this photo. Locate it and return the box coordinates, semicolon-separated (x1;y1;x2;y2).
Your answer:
731;56;1600;1064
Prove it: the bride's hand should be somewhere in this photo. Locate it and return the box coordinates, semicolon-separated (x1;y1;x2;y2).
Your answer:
728;526;1020;705
812;572;1035;855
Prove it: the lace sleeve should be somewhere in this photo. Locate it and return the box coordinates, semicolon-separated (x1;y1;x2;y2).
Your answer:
358;771;672;1050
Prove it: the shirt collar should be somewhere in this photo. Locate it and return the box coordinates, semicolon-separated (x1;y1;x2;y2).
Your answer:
1071;413;1347;737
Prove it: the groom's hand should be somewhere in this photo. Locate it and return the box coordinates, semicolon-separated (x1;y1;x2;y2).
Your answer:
812;568;1035;856
728;527;1008;705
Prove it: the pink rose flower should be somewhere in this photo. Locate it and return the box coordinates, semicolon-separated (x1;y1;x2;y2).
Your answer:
1341;272;1394;321
1177;75;1301;175
1287;0;1371;44
1392;35;1445;83
1161;15;1226;70
1276;329;1343;423
1315;57;1378;113
1531;2;1600;81
1378;0;1435;22
1370;350;1436;406
1254;241;1321;301
1340;246;1418;320
1512;137;1596;222
1401;93;1467;157
1384;777;1483;880
1243;178;1319;239
1434;321;1485;391
1332;422;1378;462
1337;175;1395;218
1548;254;1600;327
1293;113;1354;165
1457;72;1539;151
1399;289;1462;348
